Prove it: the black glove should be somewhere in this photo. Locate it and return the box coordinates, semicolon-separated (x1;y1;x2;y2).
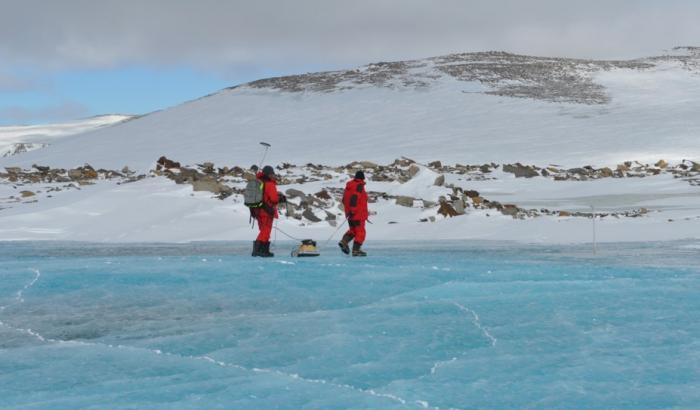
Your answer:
278;193;287;203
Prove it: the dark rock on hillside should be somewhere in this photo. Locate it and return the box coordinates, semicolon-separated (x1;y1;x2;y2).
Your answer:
156;156;181;170
503;163;539;178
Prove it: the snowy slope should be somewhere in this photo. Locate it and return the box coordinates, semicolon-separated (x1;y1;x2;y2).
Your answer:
0;115;133;158
1;49;699;171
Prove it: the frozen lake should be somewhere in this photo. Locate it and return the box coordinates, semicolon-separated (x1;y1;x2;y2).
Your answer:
1;241;699;409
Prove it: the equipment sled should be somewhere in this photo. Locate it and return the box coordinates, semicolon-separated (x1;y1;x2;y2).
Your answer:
291;239;320;257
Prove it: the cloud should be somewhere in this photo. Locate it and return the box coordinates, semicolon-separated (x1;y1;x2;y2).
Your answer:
0;102;90;124
1;0;699;74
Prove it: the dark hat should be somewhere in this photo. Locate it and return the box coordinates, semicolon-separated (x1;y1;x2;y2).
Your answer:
262;165;275;177
354;170;365;180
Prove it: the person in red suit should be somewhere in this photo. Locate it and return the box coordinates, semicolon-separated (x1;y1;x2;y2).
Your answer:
339;170;368;256
252;165;285;257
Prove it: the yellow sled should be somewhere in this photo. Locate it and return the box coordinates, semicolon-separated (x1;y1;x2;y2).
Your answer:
291;239;320;257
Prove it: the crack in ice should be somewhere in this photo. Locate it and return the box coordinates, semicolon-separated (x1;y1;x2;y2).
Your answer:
453;302;497;347
0;268;40;312
0;268;445;410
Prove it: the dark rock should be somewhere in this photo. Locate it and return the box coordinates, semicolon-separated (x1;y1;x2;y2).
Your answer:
395;196;415;207
285;188;306;199
437;201;459;217
463;190;480;198
503;163;539;178
599;167;614;177
157;156;181;170
302;208;322;222
315;189;332;200
198;162;215;174
500;204;519;217
434;175;445;186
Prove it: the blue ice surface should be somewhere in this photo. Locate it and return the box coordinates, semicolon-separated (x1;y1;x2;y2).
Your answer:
0;240;699;410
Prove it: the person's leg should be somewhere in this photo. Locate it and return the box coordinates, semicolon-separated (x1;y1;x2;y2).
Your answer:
258;215;274;257
338;227;355;254
251;239;262;256
352;222;367;256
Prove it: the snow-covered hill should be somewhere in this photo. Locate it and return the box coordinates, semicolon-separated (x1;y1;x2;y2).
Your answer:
0;115;133;158
1;48;699;171
1;48;699;244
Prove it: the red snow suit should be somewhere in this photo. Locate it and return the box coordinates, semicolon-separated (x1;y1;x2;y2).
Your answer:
254;172;279;242
342;178;368;244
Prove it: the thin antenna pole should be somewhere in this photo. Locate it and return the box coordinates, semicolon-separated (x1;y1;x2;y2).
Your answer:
591;205;597;255
258;142;271;168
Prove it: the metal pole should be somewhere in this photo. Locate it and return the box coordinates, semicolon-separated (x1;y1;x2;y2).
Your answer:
258;142;271;168
591;205;597;255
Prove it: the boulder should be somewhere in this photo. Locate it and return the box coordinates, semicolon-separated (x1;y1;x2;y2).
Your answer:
395;196;415;207
393;158;415;167
20;190;35;198
156;156;181;170
285;188;306;199
558;210;572;217
503;163;539;178
471;196;483;206
500;204;519;217
315;189;332;200
567;167;590;176
428;160;442;169
479;164;492;173
32;164;50;173
82;168;98;179
692;162;700;172
4;167;21;174
198;162;215;174
68;169;83;180
463;190;480;198
191;178;231;195
437;201;459;217
599;167;614;177
655;159;668;169
433;175;445;186
302;208;322;222
408;164;420;178
452;200;466;215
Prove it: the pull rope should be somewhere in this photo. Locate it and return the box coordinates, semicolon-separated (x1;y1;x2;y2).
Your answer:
273;218;347;249
323;218;347;246
274;226;304;241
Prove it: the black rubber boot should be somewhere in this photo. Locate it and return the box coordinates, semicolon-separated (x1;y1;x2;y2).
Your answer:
338;234;353;255
352;242;367;257
260;241;274;258
252;241;262;257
